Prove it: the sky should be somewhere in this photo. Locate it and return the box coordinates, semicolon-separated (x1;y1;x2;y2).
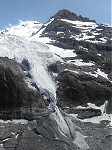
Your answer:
0;0;111;30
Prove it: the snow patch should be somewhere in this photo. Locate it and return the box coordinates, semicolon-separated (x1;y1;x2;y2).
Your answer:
87;101;108;114
57;32;64;34
92;32;101;35
60;19;98;28
76;101;108;114
86;39;106;44
100;38;107;43
44;18;54;26
71;33;95;41
68;59;95;66
0;144;5;150
97;68;108;79
96;29;103;31
97;54;101;56
15;134;19;139
64;69;79;74
73;131;89;150
0;119;28;124
70;101;111;126
79;114;111;125
70;113;111;127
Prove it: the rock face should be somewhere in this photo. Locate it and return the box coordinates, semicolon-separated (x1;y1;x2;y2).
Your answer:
56;71;112;115
0;57;47;119
38;9;112;116
50;9;96;22
40;9;112;79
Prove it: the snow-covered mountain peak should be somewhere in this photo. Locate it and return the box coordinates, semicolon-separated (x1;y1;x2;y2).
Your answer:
0;20;43;38
32;9;111;47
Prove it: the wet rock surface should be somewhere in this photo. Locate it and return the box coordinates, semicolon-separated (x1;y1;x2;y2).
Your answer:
0;116;111;150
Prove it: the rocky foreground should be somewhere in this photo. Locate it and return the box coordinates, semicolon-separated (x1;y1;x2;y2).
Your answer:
0;116;111;150
0;57;111;150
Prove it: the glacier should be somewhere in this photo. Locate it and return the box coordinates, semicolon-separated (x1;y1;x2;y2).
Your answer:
0;20;90;149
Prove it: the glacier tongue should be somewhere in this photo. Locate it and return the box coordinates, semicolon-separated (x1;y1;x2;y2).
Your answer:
40;88;89;149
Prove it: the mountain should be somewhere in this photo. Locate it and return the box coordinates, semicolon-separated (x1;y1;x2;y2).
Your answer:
36;9;111;78
32;9;112;113
0;9;111;150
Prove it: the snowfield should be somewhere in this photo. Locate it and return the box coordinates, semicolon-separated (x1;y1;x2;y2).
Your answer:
0;20;42;37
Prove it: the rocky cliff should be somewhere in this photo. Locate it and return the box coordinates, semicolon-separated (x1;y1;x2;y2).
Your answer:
0;57;47;120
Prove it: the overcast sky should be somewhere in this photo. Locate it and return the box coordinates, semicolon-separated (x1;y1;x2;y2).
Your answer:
0;0;111;30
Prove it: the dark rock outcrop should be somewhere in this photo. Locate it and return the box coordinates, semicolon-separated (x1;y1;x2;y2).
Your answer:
57;71;112;108
22;58;31;71
0;57;47;120
63;107;102;119
48;63;59;73
51;9;96;22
